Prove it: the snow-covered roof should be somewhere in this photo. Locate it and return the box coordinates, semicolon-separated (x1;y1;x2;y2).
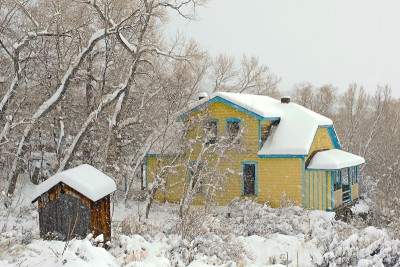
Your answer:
181;92;333;155
307;149;365;170
181;92;283;118
32;164;116;203
258;103;332;155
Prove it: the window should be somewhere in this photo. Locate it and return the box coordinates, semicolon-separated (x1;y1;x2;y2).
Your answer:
260;124;269;148
190;161;204;193
204;119;218;145
333;170;341;191
259;120;280;149
227;118;240;143
242;163;256;196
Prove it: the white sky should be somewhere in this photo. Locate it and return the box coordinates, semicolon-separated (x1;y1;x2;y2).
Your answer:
166;0;400;98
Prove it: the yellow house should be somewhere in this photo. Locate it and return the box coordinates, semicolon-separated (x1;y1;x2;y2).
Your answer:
145;92;365;210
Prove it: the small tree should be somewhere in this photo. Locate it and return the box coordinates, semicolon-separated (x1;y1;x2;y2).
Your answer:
143;110;245;239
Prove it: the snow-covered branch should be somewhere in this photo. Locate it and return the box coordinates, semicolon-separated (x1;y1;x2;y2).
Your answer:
58;86;126;172
6;27;115;197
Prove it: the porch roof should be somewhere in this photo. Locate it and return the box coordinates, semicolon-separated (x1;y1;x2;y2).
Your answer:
307;149;365;170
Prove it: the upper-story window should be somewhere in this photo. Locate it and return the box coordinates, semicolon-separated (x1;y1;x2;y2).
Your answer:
260;124;269;148
260;120;280;149
204;119;218;145
227;118;241;143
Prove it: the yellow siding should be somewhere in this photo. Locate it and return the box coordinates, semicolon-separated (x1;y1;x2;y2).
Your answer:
304;170;333;210
147;100;303;207
334;190;343;208
351;183;359;201
259;158;303;207
306;127;334;162
147;156;187;203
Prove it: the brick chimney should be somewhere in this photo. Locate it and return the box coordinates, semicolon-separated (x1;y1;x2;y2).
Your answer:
281;96;290;104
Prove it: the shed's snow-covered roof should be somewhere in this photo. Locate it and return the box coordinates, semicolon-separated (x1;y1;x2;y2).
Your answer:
32;164;116;203
307;149;365;169
181;92;333;155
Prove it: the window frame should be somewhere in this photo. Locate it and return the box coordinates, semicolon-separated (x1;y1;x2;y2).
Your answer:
204;118;219;145
226;118;241;143
241;161;258;197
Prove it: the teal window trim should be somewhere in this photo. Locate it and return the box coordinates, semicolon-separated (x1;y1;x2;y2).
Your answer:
258;120;280;150
226;118;241;141
241;161;258;197
226;118;241;133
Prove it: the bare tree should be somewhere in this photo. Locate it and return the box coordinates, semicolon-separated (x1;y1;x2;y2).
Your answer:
210;54;280;97
0;0;208;206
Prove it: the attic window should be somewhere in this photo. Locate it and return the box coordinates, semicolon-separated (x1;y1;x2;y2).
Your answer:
227;118;240;143
260;120;280;148
260;124;269;147
204;119;218;145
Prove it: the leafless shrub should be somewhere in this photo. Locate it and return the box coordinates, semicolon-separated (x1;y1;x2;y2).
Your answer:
119;214;159;238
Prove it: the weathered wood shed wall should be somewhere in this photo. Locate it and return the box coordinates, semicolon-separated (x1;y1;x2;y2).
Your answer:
37;182;112;242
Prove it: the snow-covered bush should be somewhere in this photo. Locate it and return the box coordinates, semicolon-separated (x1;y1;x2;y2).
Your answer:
118;214;159;239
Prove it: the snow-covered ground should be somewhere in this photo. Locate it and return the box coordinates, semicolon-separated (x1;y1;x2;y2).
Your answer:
1;184;399;267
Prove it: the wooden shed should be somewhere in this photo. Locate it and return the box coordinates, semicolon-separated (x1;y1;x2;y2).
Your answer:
31;164;116;242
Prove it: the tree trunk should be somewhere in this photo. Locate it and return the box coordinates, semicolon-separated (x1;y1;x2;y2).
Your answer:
6;29;109;199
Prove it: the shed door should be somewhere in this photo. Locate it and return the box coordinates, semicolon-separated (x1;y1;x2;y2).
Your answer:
58;194;90;239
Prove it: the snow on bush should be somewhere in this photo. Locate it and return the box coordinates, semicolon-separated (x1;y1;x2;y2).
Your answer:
1;197;400;266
